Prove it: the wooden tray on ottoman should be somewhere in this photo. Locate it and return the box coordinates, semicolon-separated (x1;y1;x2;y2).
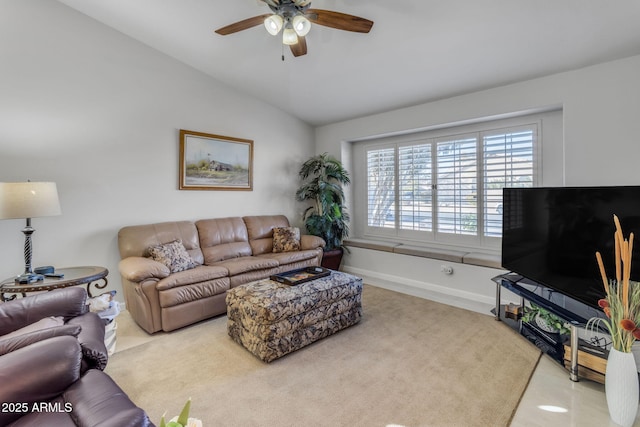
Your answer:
270;267;331;286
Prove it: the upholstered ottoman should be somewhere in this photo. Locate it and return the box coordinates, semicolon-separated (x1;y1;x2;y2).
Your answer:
226;270;363;362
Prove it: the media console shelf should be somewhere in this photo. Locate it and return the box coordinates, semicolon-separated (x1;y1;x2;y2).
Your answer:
492;273;607;382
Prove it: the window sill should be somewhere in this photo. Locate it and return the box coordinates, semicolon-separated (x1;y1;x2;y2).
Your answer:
343;238;502;269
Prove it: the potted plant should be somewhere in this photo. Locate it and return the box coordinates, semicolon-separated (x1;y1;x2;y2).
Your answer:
296;152;350;270
522;302;570;335
588;215;640;427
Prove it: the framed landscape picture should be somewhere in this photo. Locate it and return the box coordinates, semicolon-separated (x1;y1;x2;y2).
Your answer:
179;129;253;191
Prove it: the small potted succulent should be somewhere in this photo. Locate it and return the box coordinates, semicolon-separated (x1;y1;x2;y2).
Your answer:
296;153;350;270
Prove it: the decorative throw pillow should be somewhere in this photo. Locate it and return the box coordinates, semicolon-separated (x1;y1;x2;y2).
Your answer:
148;239;198;273
272;227;301;253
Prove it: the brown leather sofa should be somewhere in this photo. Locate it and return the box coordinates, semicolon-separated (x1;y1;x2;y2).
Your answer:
0;288;152;426
118;215;325;333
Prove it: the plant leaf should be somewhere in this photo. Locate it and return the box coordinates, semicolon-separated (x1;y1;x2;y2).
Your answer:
177;398;191;426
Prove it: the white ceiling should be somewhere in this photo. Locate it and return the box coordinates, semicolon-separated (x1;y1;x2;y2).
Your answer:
57;0;640;126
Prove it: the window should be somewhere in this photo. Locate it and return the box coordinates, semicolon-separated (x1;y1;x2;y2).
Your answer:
361;121;538;250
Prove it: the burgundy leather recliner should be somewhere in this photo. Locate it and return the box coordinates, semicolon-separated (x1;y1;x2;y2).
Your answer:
0;287;153;426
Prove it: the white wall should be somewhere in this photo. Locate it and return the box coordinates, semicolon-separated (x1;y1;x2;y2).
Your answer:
316;54;640;313
0;0;314;300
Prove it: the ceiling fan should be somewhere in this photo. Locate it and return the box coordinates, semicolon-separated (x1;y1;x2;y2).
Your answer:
214;0;374;58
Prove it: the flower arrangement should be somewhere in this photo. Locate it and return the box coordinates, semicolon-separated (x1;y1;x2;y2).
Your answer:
587;215;640;353
160;398;202;427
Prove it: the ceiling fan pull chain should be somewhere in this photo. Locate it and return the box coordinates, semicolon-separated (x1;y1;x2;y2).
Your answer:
282;42;285;61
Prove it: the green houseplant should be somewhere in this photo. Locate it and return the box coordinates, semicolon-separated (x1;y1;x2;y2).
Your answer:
296;153;350;269
522;302;570;335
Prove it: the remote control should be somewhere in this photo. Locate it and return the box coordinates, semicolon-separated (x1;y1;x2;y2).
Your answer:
45;273;65;278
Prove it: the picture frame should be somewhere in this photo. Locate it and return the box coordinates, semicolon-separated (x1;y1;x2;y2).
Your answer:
179;129;253;191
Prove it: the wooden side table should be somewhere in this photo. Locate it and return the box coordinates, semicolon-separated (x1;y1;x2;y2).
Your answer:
0;266;108;302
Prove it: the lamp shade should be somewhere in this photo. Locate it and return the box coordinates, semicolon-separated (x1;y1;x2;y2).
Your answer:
282;27;298;45
0;182;61;220
264;14;283;35
292;15;311;37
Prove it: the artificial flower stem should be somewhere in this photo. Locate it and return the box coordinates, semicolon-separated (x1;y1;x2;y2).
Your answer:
596;251;610;295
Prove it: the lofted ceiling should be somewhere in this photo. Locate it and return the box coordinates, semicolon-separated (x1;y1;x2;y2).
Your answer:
57;0;640;126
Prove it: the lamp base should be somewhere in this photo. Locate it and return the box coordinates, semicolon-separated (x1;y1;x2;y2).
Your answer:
15;273;44;284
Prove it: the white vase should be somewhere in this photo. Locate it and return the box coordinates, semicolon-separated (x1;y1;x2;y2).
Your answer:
606;348;640;427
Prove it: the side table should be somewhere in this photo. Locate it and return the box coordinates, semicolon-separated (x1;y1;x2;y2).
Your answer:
0;266;108;302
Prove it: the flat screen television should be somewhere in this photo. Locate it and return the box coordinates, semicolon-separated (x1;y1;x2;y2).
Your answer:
501;186;640;310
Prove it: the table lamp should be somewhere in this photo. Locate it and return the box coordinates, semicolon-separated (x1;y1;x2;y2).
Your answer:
0;181;62;284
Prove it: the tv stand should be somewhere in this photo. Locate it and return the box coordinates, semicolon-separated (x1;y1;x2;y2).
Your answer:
492;273;604;382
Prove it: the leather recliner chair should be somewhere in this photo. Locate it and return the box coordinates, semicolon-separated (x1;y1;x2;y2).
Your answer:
0;286;108;372
0;288;153;426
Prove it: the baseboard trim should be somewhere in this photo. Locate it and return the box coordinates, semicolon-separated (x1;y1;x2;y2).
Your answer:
342;266;495;316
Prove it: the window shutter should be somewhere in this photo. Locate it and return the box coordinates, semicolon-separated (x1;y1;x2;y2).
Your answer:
436;137;478;235
398;143;433;231
483;127;536;237
367;147;396;228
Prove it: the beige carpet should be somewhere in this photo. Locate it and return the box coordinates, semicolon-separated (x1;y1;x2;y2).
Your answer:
105;285;541;427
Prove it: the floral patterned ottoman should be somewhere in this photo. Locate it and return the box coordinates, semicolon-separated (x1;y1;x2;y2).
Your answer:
226;270;363;362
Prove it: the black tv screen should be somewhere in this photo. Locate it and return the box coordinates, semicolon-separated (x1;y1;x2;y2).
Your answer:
501;186;640;310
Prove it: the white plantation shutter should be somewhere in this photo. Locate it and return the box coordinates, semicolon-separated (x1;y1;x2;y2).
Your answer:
367;147;395;228
436;136;478;236
483;127;536;237
359;114;543;250
398;143;432;231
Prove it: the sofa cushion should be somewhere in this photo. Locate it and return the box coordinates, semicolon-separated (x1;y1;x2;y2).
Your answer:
258;250;319;265
272;227;301;253
158;278;230;308
213;256;279;276
0;288;88;336
118;220;204;265
148;240;198;273
0;336;82;426
156;265;229;291
0;324;82;357
244;215;291;255
1;316;64;340
62;369;152;427
196;217;252;263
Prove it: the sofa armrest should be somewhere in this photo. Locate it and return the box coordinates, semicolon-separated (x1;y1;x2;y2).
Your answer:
0;287;88;336
0;336;82;426
63;369;153;427
119;256;170;282
67;312;108;371
300;234;326;250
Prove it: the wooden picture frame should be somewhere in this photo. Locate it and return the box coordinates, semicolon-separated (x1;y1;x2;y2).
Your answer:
179;129;253;191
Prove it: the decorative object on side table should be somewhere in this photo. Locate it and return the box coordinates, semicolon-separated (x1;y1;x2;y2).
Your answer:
296;152;350;269
0;181;61;284
587;215;640;427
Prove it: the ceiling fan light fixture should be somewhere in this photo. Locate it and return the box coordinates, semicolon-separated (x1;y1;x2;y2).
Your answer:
264;14;283;35
292;15;311;37
282;27;298;45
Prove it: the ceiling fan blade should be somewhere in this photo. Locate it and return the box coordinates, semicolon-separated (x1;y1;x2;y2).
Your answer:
306;9;373;33
290;36;308;57
215;14;272;35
